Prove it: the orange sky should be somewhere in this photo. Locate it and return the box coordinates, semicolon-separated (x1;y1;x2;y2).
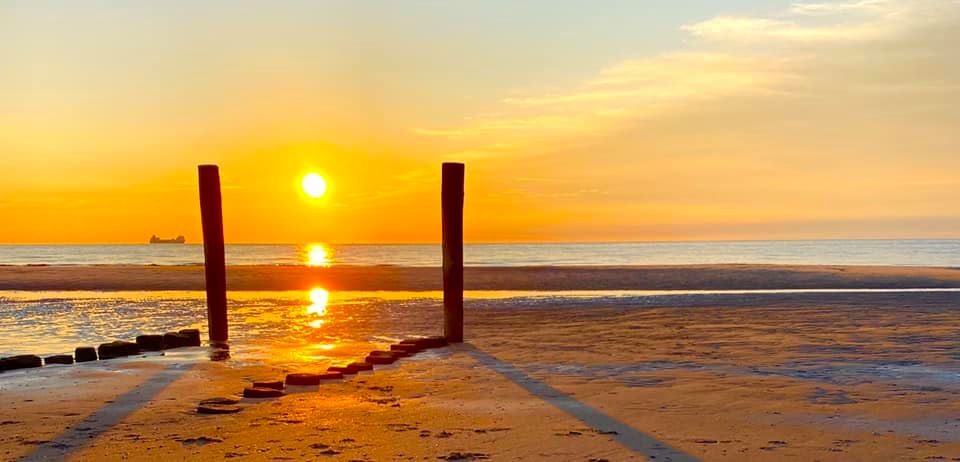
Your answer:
2;1;959;243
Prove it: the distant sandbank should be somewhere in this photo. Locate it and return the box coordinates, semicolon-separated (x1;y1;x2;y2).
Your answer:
1;264;960;291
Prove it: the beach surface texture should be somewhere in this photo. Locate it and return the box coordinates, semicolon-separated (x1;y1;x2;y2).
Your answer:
2;263;960;290
1;265;960;460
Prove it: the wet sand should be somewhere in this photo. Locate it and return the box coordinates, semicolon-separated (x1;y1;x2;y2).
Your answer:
2;263;960;291
3;291;960;460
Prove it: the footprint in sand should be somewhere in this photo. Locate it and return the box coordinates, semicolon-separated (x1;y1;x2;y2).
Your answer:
438;452;489;461
179;436;223;446
760;440;788;451
308;443;342;455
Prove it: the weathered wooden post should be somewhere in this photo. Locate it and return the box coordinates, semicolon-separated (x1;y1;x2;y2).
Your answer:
442;162;464;342
198;165;228;343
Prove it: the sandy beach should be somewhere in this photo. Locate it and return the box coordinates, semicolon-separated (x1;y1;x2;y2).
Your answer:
2;275;960;460
7;0;960;459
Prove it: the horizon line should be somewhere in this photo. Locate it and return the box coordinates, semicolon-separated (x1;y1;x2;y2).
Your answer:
2;237;960;246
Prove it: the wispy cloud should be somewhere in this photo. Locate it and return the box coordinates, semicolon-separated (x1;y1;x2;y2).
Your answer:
789;0;893;16
413;0;960;240
415;0;958;152
414;52;794;155
683;0;957;42
680;15;886;42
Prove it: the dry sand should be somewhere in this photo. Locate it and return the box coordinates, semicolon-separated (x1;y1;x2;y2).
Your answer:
3;290;960;461
1;263;960;291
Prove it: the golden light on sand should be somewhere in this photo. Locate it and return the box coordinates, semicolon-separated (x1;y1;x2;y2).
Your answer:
305;243;330;267
301;172;328;198
307;287;329;328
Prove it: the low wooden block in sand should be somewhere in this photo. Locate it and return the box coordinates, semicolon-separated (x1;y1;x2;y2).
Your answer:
328;363;371;374
252;380;284;390
370;350;407;359
0;355;43;371
75;346;97;362
162;332;192;349
286;372;343;386
391;343;422;353
197;397;243;414
161;329;201;349
44;354;74;365
243;387;285;398
179;329;202;346
200;397;241;406
286;373;320;386
402;336;448;349
317;371;343;380
364;354;396;365
97;341;141;360
135;334;164;351
197;403;242;414
347;362;373;371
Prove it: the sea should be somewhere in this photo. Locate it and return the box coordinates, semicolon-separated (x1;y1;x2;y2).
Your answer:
2;239;960;360
0;239;959;266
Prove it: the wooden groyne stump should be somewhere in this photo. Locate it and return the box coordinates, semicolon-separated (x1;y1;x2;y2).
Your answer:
285;371;344;387
286;373;320;386
0;355;43;371
329;362;371;374
198;396;242;413
243;387;285;398
347;362;373;372
97;341;141;360
391;343;422;353
200;397;241;406
364;352;397;365
75;347;97;363
403;336;448;349
370;350;408;359
179;329;202;346
135;334;164;351
317;371;343;380
197;403;242;414
253;380;284;390
44;354;74;365
162;332;192;349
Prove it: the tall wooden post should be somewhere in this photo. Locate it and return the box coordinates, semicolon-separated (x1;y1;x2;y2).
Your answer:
442;162;464;343
198;165;228;343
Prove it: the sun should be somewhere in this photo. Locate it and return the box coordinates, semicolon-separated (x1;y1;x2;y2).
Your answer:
301;173;328;198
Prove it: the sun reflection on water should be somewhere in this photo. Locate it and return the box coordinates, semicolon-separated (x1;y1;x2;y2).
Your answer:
307;287;329;329
305;243;331;267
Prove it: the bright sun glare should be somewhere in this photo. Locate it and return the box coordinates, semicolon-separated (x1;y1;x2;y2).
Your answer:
306;243;330;267
301;173;327;198
307;287;329;329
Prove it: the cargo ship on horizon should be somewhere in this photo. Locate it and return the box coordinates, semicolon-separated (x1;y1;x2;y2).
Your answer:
149;235;185;244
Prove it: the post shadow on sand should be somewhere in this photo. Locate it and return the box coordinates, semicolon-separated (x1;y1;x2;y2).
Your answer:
453;343;700;462
19;363;195;462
